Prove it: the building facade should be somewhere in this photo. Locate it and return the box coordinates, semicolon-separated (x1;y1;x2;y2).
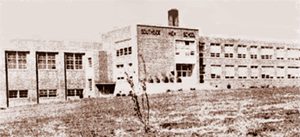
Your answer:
0;39;104;107
0;9;299;107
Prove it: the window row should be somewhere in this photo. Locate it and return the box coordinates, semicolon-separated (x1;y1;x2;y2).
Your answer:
116;47;132;57
210;53;299;60
207;43;299;50
211;74;300;79
116;63;133;68
7;52;86;70
9;90;28;98
39;89;57;97
210;65;299;69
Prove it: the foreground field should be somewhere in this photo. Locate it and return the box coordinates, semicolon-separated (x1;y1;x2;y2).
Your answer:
0;87;299;136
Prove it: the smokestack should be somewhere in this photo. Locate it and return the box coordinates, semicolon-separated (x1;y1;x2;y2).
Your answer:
168;9;179;27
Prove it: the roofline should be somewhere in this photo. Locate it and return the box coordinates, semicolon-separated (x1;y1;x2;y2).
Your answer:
137;24;199;31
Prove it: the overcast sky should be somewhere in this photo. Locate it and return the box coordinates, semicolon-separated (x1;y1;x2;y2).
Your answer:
0;0;299;42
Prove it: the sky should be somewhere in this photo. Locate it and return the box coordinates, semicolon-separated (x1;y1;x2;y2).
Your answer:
0;0;300;42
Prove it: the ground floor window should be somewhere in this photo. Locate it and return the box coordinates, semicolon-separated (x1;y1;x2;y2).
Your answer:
9;90;28;98
176;64;193;77
39;89;57;98
67;89;83;98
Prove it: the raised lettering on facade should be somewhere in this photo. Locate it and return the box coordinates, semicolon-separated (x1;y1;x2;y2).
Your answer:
183;32;195;38
141;29;161;35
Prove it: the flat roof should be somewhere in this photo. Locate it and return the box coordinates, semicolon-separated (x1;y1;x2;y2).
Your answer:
137;24;199;31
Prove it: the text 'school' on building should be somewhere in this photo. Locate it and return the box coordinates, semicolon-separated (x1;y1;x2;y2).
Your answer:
0;9;299;107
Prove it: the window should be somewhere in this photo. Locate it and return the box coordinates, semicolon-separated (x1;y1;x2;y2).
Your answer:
175;40;195;56
66;54;74;69
225;65;234;79
211;53;220;57
261;66;275;79
261;55;272;60
7;52;28;69
67;89;83;98
66;53;83;70
18;53;27;69
19;90;28;98
88;79;92;91
250;66;259;79
117;47;132;57
224;53;233;58
210;43;220;46
238;54;246;58
38;53;47;69
276;47;285;60
7;53;17;69
224;44;234;47
9;90;18;98
276;66;285;79
120;49;123;56
176;64;193;77
9;90;28;98
250;54;257;59
39;89;57;97
75;54;82;69
128;47;132;55
39;90;48;97
48;53;56;69
49;90;57;97
67;89;75;96
88;57;92;67
116;50;120;56
124;48;128;55
210;43;221;58
210;65;221;79
238;65;247;79
261;46;274;60
117;77;125;80
116;64;124;68
287;66;300;79
38;53;56;69
237;45;247;59
224;44;234;58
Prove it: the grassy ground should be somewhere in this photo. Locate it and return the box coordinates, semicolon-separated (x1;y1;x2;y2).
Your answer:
0;87;299;136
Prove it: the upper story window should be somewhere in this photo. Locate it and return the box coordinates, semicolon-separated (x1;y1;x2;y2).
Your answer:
286;48;299;60
224;44;234;47
38;53;56;69
261;46;274;59
237;45;247;59
211;53;220;57
224;44;234;58
66;53;83;70
7;51;28;69
276;47;285;60
210;43;221;57
175;40;196;56
210;43;221;46
225;65;234;79
250;45;258;59
116;47;132;57
210;64;221;79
